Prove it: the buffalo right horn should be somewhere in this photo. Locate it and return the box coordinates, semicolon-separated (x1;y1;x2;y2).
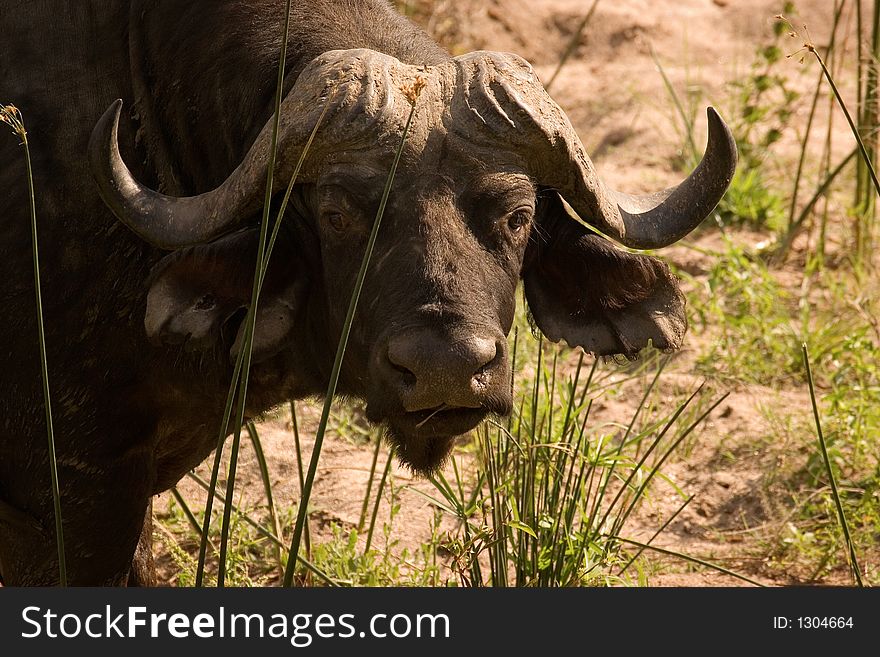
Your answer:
89;50;403;250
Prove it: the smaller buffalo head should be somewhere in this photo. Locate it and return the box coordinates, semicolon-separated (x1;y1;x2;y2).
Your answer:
90;49;736;474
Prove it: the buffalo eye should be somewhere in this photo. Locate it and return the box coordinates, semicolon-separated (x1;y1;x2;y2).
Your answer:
323;211;349;233
193;293;217;311
506;208;532;233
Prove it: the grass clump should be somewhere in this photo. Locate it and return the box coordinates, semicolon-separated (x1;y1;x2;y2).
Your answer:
424;341;740;587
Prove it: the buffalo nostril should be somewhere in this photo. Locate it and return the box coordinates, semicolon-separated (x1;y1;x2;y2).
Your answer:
469;339;500;390
467;336;498;373
390;361;417;387
387;343;418;387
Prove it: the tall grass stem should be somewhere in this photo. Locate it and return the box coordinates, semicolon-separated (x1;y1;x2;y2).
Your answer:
216;0;294;586
801;41;880;203
185;473;336;585
289;402;312;559
615;536;764;586
27;128;67;586
802;343;863;586
546;0;601;91
247;422;285;574
364;449;394;554
652;46;698;162
3;106;67;585
358;435;383;531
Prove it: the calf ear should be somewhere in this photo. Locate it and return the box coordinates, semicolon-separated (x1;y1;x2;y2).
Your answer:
146;228;305;363
523;194;687;358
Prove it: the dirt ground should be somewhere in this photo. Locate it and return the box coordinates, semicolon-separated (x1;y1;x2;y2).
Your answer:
155;0;857;586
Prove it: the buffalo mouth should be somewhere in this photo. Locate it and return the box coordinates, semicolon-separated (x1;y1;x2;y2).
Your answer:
377;405;491;476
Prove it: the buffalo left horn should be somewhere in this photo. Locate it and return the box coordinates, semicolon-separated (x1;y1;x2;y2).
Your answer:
454;52;737;250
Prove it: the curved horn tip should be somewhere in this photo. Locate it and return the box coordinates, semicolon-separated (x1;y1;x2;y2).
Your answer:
88;98;123;210
99;99;123;132
89;99;124;180
89;98;122;151
90;99;124;161
705;106;738;162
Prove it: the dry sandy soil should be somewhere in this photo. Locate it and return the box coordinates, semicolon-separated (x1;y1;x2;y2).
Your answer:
155;0;859;586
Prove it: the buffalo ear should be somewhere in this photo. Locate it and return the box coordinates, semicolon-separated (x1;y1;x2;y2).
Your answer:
523;194;687;358
145;228;305;363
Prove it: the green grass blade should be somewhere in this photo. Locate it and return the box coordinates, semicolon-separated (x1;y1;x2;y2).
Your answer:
195;352;243;586
856;2;880;263
508;327;519;433
27;127;67;587
558;351;584;443
615;536;764;586
358;434;384;531
786;2;845;231
364;448;394;554
802;343;863;586
619;357;667;451
801;36;880;201
613;391;730;536
216;0;294;586
785;69;823;234
651;46;698;162
591;370;693;537
427;471;460;512
618;494;693;576
545;0;601;91
170;487;204;539
289;402;312;559
226;92;330;582
775;147;857;261
2;106;67;585
260;98;333;280
246;421;284;574
217;421;244;587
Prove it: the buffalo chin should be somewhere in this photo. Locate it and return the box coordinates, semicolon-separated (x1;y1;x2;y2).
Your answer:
383;407;488;476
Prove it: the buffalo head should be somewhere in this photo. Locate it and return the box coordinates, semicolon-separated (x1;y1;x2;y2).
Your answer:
89;49;736;474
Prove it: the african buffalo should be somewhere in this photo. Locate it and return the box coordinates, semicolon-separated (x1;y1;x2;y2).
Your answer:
0;0;735;585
